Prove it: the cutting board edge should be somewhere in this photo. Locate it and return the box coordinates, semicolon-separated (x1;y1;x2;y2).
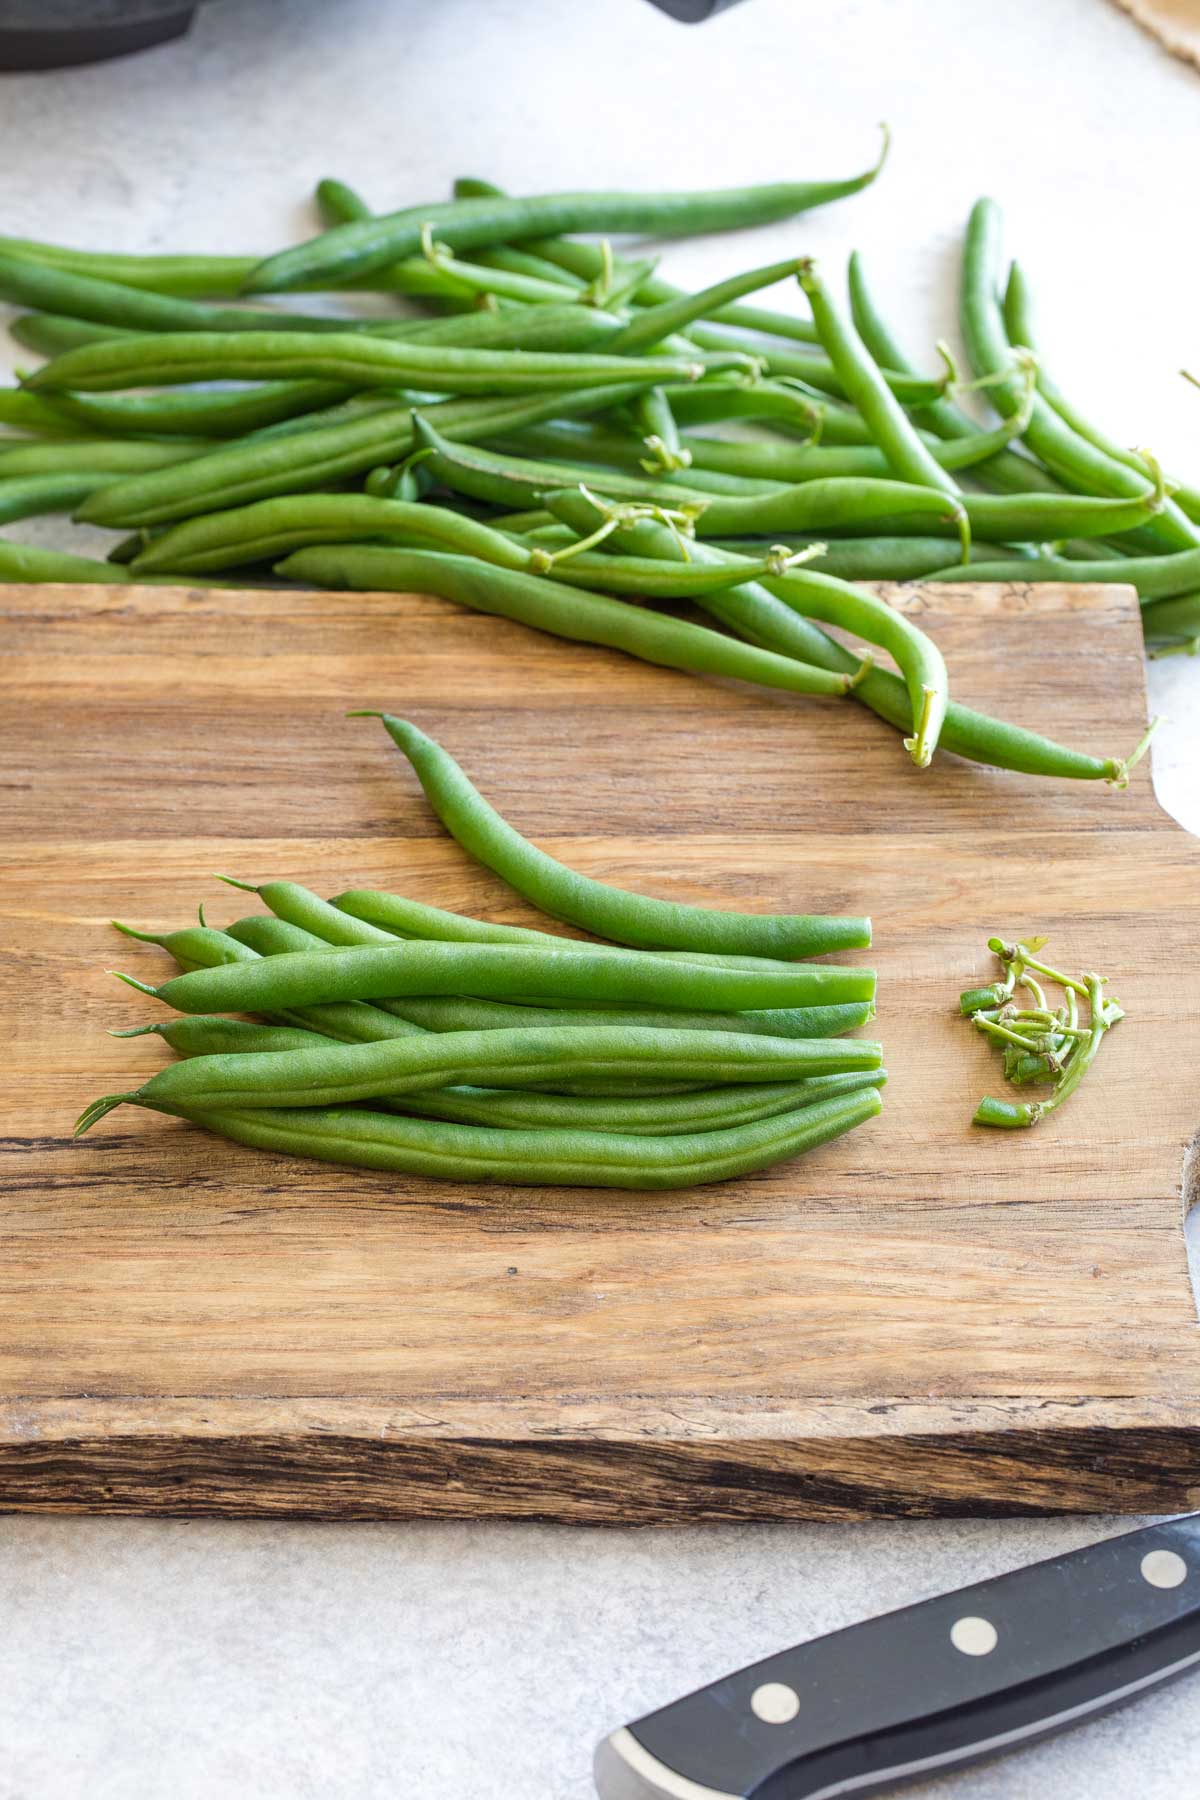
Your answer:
3;1394;1198;1522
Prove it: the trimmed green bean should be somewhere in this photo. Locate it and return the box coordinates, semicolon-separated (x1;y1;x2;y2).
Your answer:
350;714;870;957
77;1086;883;1189
88;1022;883;1114
121;1012;884;1131
245;153;889;293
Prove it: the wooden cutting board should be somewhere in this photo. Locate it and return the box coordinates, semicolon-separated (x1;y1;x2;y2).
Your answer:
2;576;1198;1521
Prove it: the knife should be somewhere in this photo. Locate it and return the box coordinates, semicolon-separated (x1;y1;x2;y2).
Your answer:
594;1514;1200;1799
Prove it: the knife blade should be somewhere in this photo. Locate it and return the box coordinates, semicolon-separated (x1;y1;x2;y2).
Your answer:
594;1515;1200;1799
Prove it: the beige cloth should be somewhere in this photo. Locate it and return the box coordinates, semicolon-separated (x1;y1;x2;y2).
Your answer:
1111;0;1200;67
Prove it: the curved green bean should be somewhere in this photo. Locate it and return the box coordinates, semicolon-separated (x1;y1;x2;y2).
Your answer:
546;491;1125;783
845;247;1064;498
961;198;1199;552
349;714;870;957
246;151;889;292
77;1086;883;1189
544;488;950;766
277;546;857;701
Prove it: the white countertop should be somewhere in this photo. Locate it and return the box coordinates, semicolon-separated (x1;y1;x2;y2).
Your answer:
1;1;1198;1795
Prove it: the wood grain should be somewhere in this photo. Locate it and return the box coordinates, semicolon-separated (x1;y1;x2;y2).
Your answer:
2;577;1198;1519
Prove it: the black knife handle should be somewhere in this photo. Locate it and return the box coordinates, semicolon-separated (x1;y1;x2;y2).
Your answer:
645;0;751;21
595;1516;1200;1799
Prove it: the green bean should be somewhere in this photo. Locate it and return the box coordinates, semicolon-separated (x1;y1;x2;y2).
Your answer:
0;471;117;522
671;407;1033;483
25;330;705;398
411;242;581;307
412;423;759;506
77;1086;883;1189
119;912;704;1089
10;313;133;358
449;174;824;345
129;494;534;575
961;199;1199;552
0;388;80;433
344;714;869;956
544;488;950;766
1001;262;1156;477
116;1012;886;1132
630;387;690;474
0;235;262;297
470;241;591;290
837;468;1167;545
0;231;508;301
1141;592;1200;642
42;308;634;444
921;545;1200;602
76;381;666;527
228;880;872;1036
243;916;872;1037
547;491;1123;782
662;377;836;439
711;535;1030;580
0;539;130;583
119;1016;330;1057
0;253;404;337
801;256;965;497
245;150;890;292
687;326;951;408
280;545;859;702
845;248;1064;498
606;255;805;355
131;491;809;587
392;1069;885;1133
127;935;876;1015
89;1019;884;1118
127;484;819;588
406;416;968;555
0;437;208;476
315;178;374;225
40;380;352;440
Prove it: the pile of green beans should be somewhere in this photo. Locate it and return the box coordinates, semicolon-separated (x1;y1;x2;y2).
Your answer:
0;162;1173;772
78;721;882;1188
